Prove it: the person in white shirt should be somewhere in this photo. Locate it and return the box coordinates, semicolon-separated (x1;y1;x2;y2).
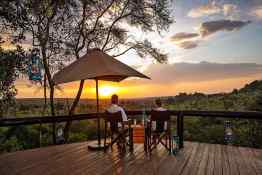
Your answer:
106;94;128;125
152;99;167;131
106;94;128;148
154;98;167;112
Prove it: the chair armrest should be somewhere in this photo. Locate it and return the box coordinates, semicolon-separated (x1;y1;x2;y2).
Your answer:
120;119;132;130
122;119;132;125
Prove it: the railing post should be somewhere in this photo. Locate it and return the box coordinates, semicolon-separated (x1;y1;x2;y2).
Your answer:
177;112;184;148
180;113;184;148
177;113;180;143
39;122;42;147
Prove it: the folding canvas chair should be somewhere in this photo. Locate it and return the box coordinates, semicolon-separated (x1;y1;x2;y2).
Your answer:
147;110;172;154
104;111;133;152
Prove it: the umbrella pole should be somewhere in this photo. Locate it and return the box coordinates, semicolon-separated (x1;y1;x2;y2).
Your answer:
88;79;108;150
96;79;101;146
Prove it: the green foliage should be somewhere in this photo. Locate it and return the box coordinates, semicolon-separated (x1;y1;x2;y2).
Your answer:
168;80;262;148
0;46;27;116
0;137;23;153
0;125;40;153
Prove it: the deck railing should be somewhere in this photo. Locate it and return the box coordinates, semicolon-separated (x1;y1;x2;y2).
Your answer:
0;110;262;149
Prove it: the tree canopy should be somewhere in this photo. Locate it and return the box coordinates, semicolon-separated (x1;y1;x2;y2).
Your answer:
0;0;174;142
0;46;26;117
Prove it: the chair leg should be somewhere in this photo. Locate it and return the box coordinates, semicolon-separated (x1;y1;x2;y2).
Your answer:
169;134;172;154
129;128;133;152
166;135;168;147
110;133;113;148
104;123;107;152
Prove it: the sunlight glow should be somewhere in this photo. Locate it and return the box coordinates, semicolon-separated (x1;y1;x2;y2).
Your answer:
98;86;119;97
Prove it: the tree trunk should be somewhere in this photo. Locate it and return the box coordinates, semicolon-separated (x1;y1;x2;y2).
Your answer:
64;80;85;142
50;84;56;144
42;73;47;116
0;101;3;118
41;47;56;144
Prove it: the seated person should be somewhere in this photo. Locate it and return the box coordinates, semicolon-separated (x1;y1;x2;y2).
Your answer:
106;94;128;128
106;94;128;147
154;98;167;112
151;98;167;131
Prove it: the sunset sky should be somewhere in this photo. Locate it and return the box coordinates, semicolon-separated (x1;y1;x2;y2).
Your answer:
14;0;262;99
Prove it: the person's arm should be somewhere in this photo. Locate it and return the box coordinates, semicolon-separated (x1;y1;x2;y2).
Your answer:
120;108;128;121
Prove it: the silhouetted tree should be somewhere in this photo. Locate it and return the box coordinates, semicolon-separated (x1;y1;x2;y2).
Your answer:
0;0;174;142
0;46;26;117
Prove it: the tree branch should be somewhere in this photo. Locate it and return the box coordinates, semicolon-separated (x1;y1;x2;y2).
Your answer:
112;45;136;57
102;0;131;51
81;0;115;48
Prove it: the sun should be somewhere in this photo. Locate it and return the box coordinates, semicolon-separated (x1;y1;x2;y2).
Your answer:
99;86;119;97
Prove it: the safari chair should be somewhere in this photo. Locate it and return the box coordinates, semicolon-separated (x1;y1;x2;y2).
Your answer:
147;110;172;154
104;111;133;152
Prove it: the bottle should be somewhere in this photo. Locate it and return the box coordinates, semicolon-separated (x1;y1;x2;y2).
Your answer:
142;107;146;127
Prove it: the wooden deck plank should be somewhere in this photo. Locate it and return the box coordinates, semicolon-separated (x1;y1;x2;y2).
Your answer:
214;144;223;175
0;141;261;175
0;142;86;175
24;144;89;175
160;141;196;175
227;145;240;175
197;143;209;175
206;143;215;175
180;142;200;175
188;143;206;175
221;145;230;175
251;148;262;175
106;145;144;174
232;147;248;175
238;146;257;175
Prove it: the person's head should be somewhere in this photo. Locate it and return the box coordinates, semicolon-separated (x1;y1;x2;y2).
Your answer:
111;94;119;104
155;98;162;107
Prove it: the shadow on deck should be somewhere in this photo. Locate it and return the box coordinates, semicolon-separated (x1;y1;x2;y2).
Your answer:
0;141;261;175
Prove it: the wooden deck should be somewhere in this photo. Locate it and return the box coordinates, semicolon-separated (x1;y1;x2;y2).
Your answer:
0;141;261;175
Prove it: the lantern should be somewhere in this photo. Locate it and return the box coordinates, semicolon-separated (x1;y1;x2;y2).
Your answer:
224;121;233;145
28;49;42;84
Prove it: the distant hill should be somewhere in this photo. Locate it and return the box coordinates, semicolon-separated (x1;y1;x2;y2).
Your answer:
239;80;262;93
165;80;262;111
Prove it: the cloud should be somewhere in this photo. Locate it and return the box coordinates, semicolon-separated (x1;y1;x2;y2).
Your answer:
170;32;199;42
143;62;262;84
169;19;250;49
223;4;238;17
176;40;199;49
188;2;239;18
188;2;221;18
250;6;262;19
199;20;251;37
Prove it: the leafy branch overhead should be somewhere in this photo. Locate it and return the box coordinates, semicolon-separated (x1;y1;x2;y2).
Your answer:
61;0;173;63
0;46;27;116
0;0;173;75
0;0;174;140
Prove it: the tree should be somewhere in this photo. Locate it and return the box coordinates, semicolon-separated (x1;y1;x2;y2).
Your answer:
1;0;78;143
61;0;173;141
0;0;174;142
247;89;262;147
0;46;26;117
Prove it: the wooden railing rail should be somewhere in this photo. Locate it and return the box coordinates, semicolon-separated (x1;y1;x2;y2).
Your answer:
1;110;262;148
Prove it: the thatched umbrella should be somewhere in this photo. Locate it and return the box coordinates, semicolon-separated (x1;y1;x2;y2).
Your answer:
53;48;150;150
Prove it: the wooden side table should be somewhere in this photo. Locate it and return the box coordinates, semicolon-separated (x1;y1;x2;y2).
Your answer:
132;125;148;151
